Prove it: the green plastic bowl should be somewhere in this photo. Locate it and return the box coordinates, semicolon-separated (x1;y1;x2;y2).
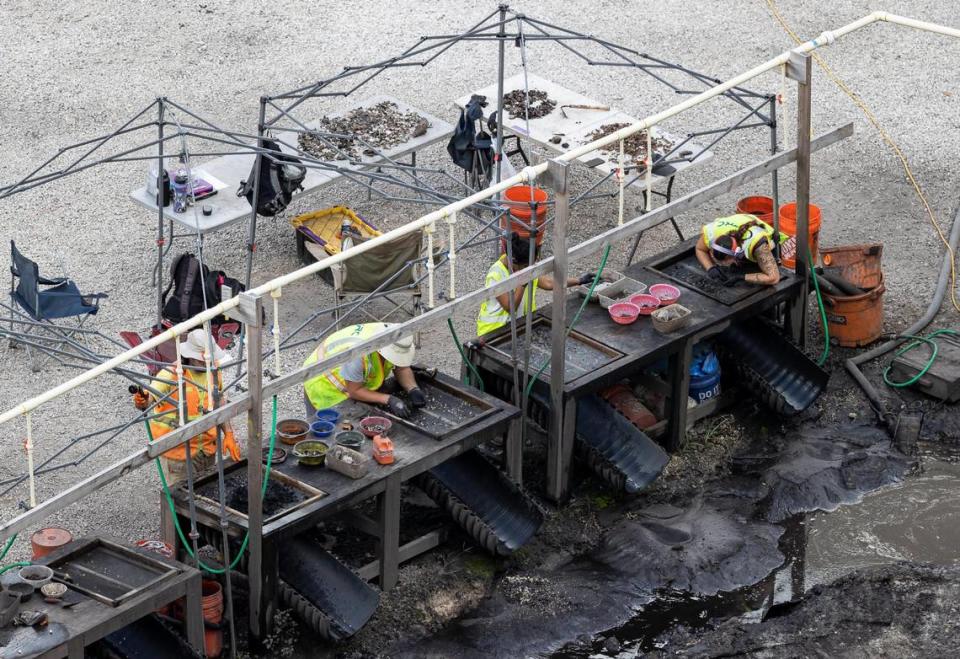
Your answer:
292;440;328;467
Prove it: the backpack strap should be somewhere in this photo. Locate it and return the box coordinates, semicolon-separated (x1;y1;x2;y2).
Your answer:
162;253;188;305
180;256;201;320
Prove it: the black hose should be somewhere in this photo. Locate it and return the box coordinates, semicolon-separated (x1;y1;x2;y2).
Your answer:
845;202;960;428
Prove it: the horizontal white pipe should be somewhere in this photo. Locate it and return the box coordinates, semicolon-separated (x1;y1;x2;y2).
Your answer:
1;11;958;426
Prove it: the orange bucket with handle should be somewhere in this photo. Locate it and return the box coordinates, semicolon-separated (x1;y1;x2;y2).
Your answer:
735;196;775;223
501;185;548;248
778;202;822;269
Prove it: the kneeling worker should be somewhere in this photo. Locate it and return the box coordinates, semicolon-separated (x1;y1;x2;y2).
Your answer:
476;234;598;336
133;329;241;485
303;323;424;419
696;213;783;287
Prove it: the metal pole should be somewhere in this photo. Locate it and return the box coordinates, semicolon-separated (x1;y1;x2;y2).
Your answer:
156;100;165;327
545;159;570;501
241;293;268;643
792;54;812;347
245;98;267;289
769;96;781;261
493;4;509;261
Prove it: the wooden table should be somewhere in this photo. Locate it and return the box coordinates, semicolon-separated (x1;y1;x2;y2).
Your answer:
0;537;203;658
165;373;517;631
469;238;802;500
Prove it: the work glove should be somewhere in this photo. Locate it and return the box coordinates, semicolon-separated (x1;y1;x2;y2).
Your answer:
723;272;746;287
132;392;150;411
408;387;427;409
387;395;412;419
578;272;598;286
707;266;728;283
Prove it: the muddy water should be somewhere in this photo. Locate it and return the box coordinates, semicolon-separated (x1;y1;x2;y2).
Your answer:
806;453;960;586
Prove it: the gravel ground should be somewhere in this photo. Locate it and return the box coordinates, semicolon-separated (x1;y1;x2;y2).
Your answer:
0;0;958;647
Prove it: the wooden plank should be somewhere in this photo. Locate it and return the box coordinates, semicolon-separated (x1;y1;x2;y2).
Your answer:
547;159;570;502
377;473;402;590
791;54;813;347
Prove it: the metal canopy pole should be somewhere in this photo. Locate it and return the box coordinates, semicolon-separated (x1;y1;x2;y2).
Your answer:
787;53;812;346
769;95;781;261
495;3;508;189
245;98;267;289
156;100;166;328
544;159;572;501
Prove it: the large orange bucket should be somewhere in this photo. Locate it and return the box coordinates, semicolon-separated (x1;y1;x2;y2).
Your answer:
31;527;72;559
501;185;548;246
778;202;822;269
821;243;883;289
823;274;885;347
735;196;775;223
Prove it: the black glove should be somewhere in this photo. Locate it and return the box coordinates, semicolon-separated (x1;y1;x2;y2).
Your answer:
707;266;728;282
387;395;411;419
723;271;745;287
408;387;427;409
578;272;597;286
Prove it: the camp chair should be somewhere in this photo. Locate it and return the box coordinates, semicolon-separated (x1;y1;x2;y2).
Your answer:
7;241;107;371
291;207;428;334
119;322;240;376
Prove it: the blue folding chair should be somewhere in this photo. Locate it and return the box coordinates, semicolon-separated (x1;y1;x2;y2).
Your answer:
8;241;107;371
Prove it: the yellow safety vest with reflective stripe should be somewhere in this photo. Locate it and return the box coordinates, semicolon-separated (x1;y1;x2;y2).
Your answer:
303;323;395;410
702;214;784;262
476;256;538;336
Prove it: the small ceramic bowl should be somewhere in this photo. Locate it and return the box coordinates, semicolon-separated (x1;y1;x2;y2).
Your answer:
292;440;329;467
359;416;393;438
18;565;53;589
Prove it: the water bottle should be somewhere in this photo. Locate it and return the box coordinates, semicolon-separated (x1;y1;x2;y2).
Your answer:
172;170;189;213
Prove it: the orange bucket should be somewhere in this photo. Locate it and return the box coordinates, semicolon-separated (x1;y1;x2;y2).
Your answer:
821;244;883;289
501;185;548;246
735;196;775;223
778;202;822;269
823;274;885;347
31;527;72;560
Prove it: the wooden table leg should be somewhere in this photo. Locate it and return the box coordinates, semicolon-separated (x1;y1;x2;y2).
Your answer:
159;493;176;550
183;571;205;656
377;473;402;590
66;636;85;658
505;418;523;486
546;396;577;503
667;342;693;452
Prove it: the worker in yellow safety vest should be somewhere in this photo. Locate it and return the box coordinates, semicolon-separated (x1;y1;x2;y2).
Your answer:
132;329;241;485
476;234;600;336
303;323;424;419
695;214;785;287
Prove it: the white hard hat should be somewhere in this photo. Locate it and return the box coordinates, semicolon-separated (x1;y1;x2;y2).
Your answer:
377;324;416;367
179;328;229;364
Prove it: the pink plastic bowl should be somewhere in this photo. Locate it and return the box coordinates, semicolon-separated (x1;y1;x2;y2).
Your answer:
608;302;640;325
628;293;661;315
649;283;681;305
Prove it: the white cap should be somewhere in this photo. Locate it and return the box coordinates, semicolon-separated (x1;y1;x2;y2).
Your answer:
179;328;229;364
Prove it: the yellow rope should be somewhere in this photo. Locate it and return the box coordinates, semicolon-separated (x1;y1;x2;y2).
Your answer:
765;0;960;313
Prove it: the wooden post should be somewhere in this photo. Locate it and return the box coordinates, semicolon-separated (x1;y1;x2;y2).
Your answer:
545;159;571;501
789;53;812;346
241;292;269;642
377;473;402;589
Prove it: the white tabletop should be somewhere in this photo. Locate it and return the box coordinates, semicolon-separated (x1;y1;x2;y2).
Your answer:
130;95;454;234
454;73;713;185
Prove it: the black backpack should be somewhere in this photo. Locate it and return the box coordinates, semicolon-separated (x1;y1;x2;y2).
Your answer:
237;138;307;216
161;253;246;324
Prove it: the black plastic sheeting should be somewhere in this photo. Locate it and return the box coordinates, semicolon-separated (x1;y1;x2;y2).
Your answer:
100;616;200;658
419;449;543;556
717;320;828;416
575;394;670;493
278;535;379;641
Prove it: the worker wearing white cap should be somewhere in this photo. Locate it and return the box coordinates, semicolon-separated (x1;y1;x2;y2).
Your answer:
133;329;240;485
303;323;424;418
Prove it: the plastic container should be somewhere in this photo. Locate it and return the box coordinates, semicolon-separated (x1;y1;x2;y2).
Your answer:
501;185;548;247
172;171;190;213
820;243;883;289
31;527;72;559
823;274;885;347
277;419;310;446
359;416;393;438
314;408;341;426
202;580;224;659
736;195;775;223
778;202;822;269
326;445;370;479
689;348;722;403
628;293;661;315
648;283;681;305
310;420;335;438
372;435;395;465
608;302;640;325
651;304;692;334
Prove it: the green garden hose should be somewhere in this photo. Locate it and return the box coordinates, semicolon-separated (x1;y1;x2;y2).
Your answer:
448;318;484;391
882;329;959;388
0;561;30;575
0;534;17;563
147;395;279;575
807;249;830;366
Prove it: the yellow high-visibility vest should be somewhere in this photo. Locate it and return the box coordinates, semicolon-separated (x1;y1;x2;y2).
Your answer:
702;214;784;262
476;256;538;336
304;323;395;410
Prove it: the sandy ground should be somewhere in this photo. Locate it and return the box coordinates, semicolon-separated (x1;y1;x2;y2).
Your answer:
0;0;959;653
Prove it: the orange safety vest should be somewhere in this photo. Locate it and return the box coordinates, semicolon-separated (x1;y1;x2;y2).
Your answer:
147;367;240;462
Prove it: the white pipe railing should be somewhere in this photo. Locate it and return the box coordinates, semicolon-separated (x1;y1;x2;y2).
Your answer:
1;11;958;428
